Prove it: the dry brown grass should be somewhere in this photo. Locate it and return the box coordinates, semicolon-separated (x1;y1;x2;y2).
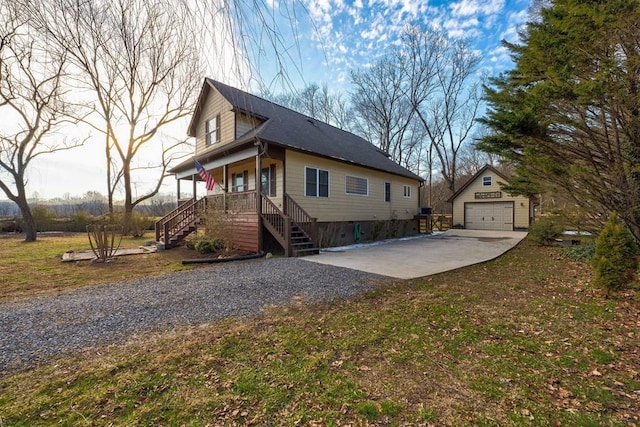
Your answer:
0;233;209;301
1;239;638;425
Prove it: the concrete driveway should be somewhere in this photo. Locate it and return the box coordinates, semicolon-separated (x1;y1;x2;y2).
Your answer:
302;229;528;279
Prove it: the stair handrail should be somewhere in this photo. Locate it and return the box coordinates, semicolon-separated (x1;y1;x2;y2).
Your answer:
284;193;318;245
260;193;288;241
155;197;206;246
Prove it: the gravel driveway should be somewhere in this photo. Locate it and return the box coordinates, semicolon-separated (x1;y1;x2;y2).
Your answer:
0;258;387;375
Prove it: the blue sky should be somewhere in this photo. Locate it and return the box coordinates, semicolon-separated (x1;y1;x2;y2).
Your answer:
27;0;531;200
250;0;530;92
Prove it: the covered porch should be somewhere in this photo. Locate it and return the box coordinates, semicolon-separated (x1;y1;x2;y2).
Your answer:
156;144;318;256
173;144;284;210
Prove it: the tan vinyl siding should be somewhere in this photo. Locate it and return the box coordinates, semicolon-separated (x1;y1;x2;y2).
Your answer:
236;113;259;138
227;159;257;192
195;89;235;154
199;158;283;208
452;170;530;229
206;168;225;196
285;150;419;222
261;159;284;209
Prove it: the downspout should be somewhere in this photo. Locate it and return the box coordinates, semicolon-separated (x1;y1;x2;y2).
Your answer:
223;164;228;212
255;139;264;253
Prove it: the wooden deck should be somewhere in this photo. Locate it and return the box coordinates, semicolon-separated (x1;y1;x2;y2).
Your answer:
227;213;259;252
155;190;318;256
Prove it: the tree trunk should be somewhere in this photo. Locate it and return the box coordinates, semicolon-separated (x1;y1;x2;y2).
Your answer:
123;162;133;235
15;197;37;242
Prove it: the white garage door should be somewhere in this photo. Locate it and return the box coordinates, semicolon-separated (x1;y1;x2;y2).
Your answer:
465;202;513;231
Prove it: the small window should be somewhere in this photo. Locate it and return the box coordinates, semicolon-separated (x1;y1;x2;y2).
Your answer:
482;175;492;186
206;115;220;146
231;170;248;192
403;185;411;198
261;164;276;197
384;182;391;202
319;170;329;197
305;167;329;198
346;175;368;196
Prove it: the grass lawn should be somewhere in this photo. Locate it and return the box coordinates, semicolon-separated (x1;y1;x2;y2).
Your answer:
0;235;638;425
0;232;208;301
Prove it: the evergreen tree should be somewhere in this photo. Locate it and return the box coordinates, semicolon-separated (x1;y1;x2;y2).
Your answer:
592;212;638;294
478;0;640;241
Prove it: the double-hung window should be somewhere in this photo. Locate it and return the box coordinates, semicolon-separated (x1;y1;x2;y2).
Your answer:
345;175;368;196
205;114;220;146
305;167;329;197
403;185;411;198
261;164;276;197
384;182;391;202
231;170;248;192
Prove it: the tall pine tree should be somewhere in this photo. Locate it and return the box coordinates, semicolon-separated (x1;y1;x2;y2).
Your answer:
479;0;640;240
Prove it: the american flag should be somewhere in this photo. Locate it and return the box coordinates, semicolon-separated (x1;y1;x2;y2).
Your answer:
194;159;216;191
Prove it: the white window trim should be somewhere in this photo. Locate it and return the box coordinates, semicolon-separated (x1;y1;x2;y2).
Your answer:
403;185;411;198
304;166;330;198
345;175;369;196
482;175;492;186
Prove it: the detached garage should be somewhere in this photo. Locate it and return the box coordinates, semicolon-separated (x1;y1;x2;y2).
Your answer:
449;165;532;231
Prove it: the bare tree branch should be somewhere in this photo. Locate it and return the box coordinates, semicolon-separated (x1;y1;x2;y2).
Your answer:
0;2;82;241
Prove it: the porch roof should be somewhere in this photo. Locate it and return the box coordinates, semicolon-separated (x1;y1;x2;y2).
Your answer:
172;79;424;182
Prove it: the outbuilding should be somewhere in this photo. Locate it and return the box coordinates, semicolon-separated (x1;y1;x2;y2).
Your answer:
448;165;532;231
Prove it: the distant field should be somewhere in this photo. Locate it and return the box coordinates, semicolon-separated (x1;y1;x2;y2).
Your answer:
1;238;638;425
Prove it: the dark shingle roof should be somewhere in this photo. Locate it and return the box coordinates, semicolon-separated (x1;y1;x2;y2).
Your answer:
185;79;422;181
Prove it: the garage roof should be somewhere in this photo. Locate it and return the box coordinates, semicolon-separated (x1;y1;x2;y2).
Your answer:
447;164;511;203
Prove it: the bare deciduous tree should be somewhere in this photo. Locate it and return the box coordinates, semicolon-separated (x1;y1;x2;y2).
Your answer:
24;0;202;231
350;55;417;169
349;27;484;195
0;2;82;241
263;82;353;130
402;27;483;194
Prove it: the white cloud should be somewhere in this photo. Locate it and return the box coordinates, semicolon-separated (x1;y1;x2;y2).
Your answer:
445;17;479;30
500;10;529;43
509;8;529;23
360;27;380;40
488;45;511;65
449;0;505;17
500;25;519;43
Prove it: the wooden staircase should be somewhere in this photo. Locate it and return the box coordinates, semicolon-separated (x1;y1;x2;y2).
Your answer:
261;193;319;257
155;197;206;249
156;193;318;257
290;224;318;256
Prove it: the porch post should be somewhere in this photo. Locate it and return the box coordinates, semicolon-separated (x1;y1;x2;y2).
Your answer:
192;174;197;200
223;164;227;213
256;153;263;252
176;178;181;201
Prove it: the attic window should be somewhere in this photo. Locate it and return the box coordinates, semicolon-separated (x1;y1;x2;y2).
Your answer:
482;175;492;186
206;114;220;146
